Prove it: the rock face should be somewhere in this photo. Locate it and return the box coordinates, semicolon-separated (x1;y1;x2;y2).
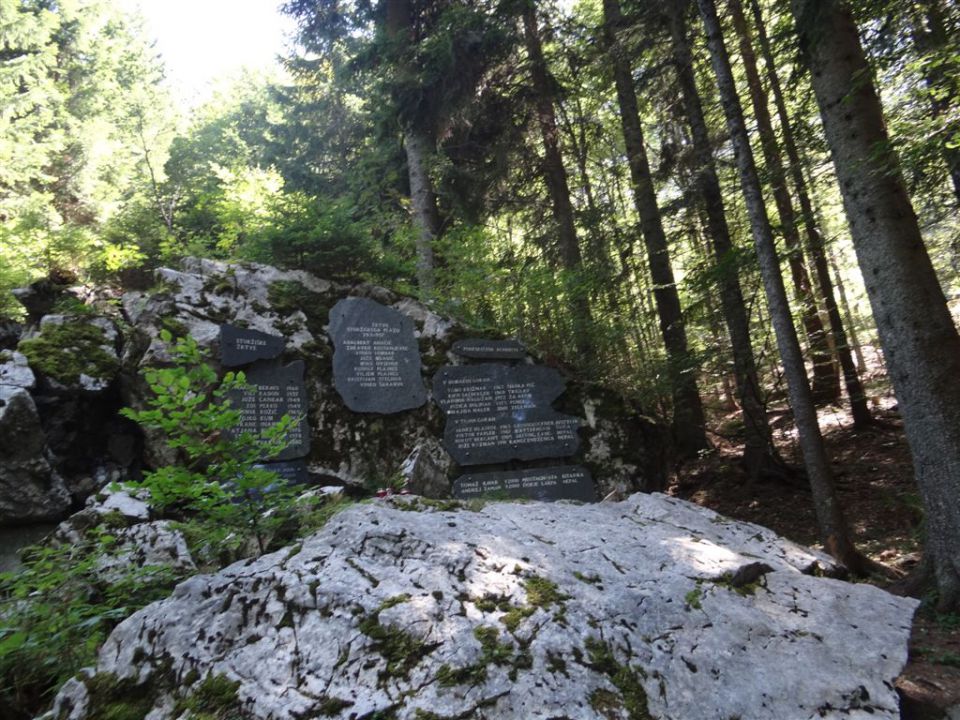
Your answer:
120;258;666;496
3;258;666;525
47;494;917;720
0;384;69;523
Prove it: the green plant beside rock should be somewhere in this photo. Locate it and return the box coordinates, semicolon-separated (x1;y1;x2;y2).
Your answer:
121;330;301;557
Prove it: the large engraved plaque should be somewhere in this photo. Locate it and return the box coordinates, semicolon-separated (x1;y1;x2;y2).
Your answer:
226;359;310;461
433;364;582;465
452;465;595;502
328;298;427;413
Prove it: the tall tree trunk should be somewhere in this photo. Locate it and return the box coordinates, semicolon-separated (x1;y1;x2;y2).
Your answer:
727;0;839;407
521;3;594;361
828;252;867;377
667;3;782;479
386;0;438;298
404;128;439;298
697;0;870;572
603;0;709;457
910;0;960;207
744;0;871;428
792;0;960;609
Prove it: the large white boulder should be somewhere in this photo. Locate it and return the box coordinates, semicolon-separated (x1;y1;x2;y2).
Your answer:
47;493;917;720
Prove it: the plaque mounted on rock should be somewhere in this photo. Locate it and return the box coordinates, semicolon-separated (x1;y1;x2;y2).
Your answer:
328;297;426;414
452;338;527;361
219;324;285;368
226;359;310;461
452;465;595;502
433;364;582;465
256;459;309;486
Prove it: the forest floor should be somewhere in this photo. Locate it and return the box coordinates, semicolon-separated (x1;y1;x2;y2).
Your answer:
671;376;960;717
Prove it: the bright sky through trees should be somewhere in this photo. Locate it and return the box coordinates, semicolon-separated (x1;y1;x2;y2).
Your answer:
121;0;294;104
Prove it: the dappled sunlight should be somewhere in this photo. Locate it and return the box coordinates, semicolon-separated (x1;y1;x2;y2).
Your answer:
664;535;746;577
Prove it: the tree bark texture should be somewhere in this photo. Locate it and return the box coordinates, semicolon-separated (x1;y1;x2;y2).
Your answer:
386;0;439;298
727;0;839;407
697;0;867;571
522;2;595;360
404;127;440;298
667;2;781;478
792;0;960;608
744;0;871;427
603;0;708;457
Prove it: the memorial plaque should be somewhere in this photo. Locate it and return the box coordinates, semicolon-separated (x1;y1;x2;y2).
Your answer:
219;324;285;367
255;459;309;486
452;338;527;360
226;359;310;460
328;297;427;413
453;465;594;502
433;364;582;465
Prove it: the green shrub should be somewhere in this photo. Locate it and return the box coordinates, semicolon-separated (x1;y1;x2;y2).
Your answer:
0;524;183;716
121;330;300;556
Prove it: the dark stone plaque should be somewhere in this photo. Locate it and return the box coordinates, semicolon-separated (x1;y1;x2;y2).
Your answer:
220;324;284;367
452;465;595;502
452;338;527;360
433;364;582;465
226;359;310;460
256;459;309;486
328;297;427;413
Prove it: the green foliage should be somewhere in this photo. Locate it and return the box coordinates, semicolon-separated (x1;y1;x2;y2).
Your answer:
121;330;300;556
0;0;173;301
241;192;378;280
0;523;183;715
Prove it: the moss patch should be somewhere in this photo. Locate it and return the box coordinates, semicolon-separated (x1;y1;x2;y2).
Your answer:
436;625;523;687
267;280;335;337
82;672;157;720
590;688;624;718
19;321;118;385
317;696;355;716
582;637;651;720
173;672;242;720
359;596;435;681
524;576;568;607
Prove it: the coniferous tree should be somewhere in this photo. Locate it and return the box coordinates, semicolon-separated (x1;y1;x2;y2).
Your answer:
665;0;783;479
726;0;839;407
603;0;709;457
521;1;595;361
792;0;960;609
696;0;871;572
746;0;872;429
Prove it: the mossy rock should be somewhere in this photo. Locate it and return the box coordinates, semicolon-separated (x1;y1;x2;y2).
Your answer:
173;672;242;720
18;320;119;387
81;672;157;720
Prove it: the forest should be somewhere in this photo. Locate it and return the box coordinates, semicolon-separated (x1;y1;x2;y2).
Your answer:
2;0;960;715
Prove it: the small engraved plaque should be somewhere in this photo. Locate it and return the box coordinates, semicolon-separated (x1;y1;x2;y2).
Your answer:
226;359;310;461
453;466;595;502
433;364;582;465
452;338;527;360
255;459;309;486
220;324;284;367
329;297;427;413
